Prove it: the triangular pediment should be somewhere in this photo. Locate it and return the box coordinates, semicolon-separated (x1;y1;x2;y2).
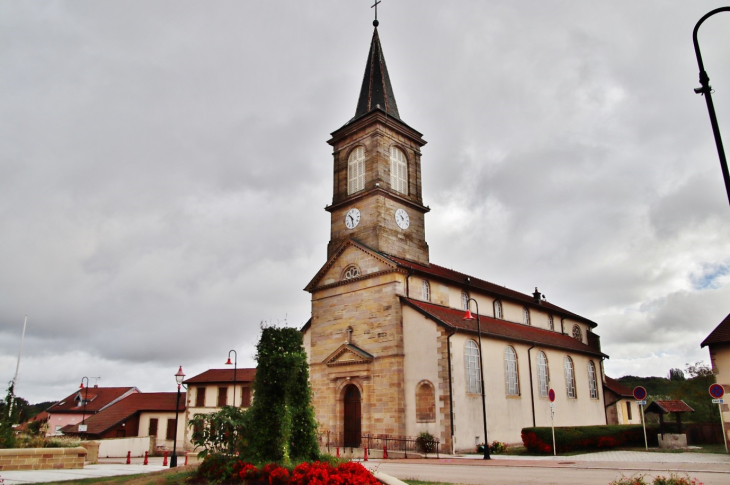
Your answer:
305;239;400;292
324;343;374;367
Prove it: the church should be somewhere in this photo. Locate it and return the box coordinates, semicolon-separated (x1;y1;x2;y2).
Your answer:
301;22;608;453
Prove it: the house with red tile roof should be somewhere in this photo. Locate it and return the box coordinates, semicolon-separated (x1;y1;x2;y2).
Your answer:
603;376;640;425
182;368;255;449
302;25;610;452
701;311;730;443
61;392;186;453
45;386;138;436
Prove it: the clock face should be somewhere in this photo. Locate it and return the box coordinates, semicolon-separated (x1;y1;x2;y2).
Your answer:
345;208;360;229
395;208;410;229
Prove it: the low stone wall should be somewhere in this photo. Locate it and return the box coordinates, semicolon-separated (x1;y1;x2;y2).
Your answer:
0;446;87;471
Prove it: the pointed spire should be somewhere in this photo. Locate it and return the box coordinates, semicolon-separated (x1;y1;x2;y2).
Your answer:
354;28;400;121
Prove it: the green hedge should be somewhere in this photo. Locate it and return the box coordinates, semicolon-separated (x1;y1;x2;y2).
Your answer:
521;425;658;454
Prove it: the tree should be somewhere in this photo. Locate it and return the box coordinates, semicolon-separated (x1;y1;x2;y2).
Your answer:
668;368;686;381
0;382;18;448
685;361;714;378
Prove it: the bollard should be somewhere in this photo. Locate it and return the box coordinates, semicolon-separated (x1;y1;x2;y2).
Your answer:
184;453;188;466
143;451;148;465
336;446;340;458
162;450;168;466
364;446;368;461
126;451;131;465
383;444;388;459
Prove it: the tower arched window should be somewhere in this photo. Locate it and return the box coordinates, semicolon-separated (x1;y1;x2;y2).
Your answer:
588;361;598;399
348;146;365;195
504;346;520;396
523;307;531;325
421;280;430;302
461;291;470;311
464;340;481;394
494;300;503;319
537;351;549;397
548;315;554;331
390;146;408;195
564;356;576;398
572;325;582;342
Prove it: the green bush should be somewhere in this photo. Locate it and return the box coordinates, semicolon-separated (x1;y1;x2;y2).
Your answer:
415;432;436;453
522;425;658;454
189;405;250;459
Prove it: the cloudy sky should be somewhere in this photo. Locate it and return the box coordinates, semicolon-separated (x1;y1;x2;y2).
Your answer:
2;1;729;404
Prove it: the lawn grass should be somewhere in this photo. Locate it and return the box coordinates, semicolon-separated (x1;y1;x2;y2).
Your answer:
25;466;197;485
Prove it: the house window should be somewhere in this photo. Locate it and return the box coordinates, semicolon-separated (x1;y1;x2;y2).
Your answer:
421;280;430;301
195;387;205;407
572;325;582;342
588;361;598;399
494;300;502;319
564;356;576;398
390;146;408;194
626;401;633;420
342;265;361;280
465;340;482;394
461;291;469;311
537;351;549;397
523;307;531;325
166;419;176;440
548;315;554;331
148;418;158;437
241;387;251;408
504;346;520;396
218;387;228;407
416;381;436;422
348;146;365;195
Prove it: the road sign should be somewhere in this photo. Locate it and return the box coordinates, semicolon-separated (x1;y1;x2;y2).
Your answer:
633;386;647;401
712;398;725;404
548;388;556;403
78;424;87;432
636;400;646;405
709;383;725;399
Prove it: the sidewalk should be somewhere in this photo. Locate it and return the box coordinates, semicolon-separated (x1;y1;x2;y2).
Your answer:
0;457;168;485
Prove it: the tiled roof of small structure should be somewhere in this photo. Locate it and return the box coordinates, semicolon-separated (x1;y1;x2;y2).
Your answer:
701;312;730;347
47;387;138;414
61;392;185;436
402;298;605;357
645;400;694;414
183;368;256;385
384;255;597;328
603;377;634;397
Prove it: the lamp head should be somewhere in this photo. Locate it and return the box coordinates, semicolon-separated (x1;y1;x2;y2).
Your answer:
174;366;185;386
463;309;475;321
225;358;233;365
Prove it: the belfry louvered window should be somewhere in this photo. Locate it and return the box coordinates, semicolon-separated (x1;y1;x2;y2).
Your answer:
504;346;520;396
390;146;408;194
348;146;365;195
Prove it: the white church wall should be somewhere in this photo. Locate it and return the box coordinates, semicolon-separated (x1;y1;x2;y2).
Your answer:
402;306;441;439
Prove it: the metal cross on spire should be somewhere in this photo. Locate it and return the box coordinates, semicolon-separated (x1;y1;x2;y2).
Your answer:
371;0;381;27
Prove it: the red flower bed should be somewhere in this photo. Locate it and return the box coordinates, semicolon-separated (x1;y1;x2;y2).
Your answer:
230;460;379;485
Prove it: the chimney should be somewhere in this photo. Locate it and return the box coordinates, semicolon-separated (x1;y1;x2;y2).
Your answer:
533;287;542;305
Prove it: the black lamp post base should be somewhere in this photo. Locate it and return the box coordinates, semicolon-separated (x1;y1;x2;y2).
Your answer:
170;455;177;468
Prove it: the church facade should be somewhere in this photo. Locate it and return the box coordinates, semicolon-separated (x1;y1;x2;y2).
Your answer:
302;26;608;452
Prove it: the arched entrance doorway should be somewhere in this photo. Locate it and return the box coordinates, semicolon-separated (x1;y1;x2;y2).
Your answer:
343;384;361;448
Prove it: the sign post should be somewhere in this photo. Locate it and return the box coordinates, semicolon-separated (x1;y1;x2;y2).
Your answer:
709;384;728;454
633;386;648;450
549;388;556;456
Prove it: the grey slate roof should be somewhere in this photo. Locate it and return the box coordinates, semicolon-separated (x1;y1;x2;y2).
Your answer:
353;28;400;122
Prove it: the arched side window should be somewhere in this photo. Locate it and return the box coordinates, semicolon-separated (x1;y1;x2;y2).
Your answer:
588;361;598;399
347;146;365;195
523;307;531;325
504;346;520;396
494;300;503;319
342;265;361;280
390;146;408;194
572;325;582;342
537;351;549;397
421;280;430;302
461;291;469;311
416;381;436;422
564;356;576;398
548;315;554;331
464;340;481;394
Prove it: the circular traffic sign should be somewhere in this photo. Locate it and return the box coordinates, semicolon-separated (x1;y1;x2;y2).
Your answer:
548;388;556;403
709;383;725;399
633;386;647;401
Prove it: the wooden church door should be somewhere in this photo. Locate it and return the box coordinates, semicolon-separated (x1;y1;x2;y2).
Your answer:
343;384;361;447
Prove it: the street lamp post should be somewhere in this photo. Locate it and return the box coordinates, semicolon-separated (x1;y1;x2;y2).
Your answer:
79;376;89;437
170;366;185;468
693;7;730;207
463;298;490;460
225;350;237;408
